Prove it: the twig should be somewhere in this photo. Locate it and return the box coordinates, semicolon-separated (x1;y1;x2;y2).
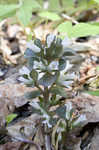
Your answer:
61;13;79;24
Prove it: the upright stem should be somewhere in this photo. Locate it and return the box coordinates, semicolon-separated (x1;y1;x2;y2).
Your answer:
36;84;43;93
43;87;49;105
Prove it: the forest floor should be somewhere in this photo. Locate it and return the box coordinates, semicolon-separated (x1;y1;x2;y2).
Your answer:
0;19;99;150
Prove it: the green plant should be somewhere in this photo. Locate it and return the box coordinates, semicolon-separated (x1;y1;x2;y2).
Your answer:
0;0;99;39
5;113;17;126
57;21;99;38
0;0;41;26
19;34;86;149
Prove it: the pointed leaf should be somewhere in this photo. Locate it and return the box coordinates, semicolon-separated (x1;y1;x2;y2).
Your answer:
25;90;41;99
57;21;72;37
46;34;55;48
57;80;73;88
46;40;63;60
63;48;76;56
6;114;17;125
45;34;63;60
24;48;36;58
58;22;99;38
50;86;67;97
56;37;62;46
0;4;19;19
34;39;42;49
27;41;41;53
23;74;29;79
48;0;60;11
25;79;34;87
17;0;40;26
49;118;58;126
33;61;45;70
39;11;61;21
70;23;99;38
48;61;59;71
55;105;66;119
38;73;57;87
19;66;30;75
30;70;38;81
27;58;34;69
58;59;66;71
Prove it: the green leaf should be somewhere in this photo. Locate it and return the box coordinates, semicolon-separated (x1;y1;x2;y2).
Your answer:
45;34;63;60
0;4;19;20
34;39;42;49
70;23;99;38
46;34;56;48
93;0;99;4
87;90;99;96
25;90;41;99
0;0;19;4
48;61;59;71
63;48;76;56
17;0;40;26
46;36;63;60
50;86;67;97
30;70;38;81
36;0;43;6
57;21;72;37
48;0;61;11
55;105;66;119
27;58;34;68
49;118;58;126
25;79;34;87
58;59;66;71
39;11;61;21
38;73;57;87
62;0;74;8
57;22;99;38
23;74;29;79
24;48;36;58
24;48;39;62
6;113;17;125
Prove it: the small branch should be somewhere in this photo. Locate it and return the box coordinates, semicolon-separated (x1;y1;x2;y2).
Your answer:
43;87;49;102
61;13;79;24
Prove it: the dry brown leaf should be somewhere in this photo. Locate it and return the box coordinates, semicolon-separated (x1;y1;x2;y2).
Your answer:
7;24;23;38
0;142;22;150
0;38;18;64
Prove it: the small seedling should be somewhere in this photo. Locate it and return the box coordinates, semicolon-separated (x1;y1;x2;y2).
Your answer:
19;34;86;149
